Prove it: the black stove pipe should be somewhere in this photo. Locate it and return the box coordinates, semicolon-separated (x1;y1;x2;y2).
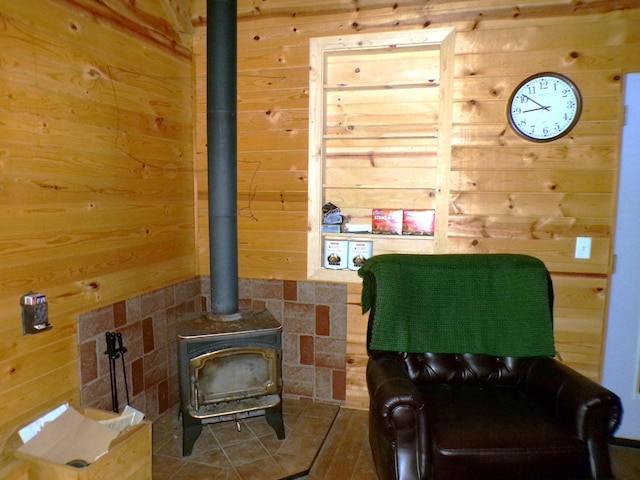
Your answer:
207;0;238;315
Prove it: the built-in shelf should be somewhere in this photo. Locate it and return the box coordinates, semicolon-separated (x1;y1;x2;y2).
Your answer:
308;28;456;282
324;82;441;91
322;233;435;241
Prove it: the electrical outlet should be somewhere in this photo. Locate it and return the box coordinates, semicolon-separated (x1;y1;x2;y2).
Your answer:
575;237;592;259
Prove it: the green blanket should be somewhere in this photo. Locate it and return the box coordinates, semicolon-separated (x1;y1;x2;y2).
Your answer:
359;254;556;357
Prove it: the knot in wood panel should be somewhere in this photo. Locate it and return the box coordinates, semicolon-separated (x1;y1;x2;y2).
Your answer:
83;66;107;80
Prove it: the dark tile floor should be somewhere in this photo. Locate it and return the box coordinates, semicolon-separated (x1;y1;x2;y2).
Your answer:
152;398;339;480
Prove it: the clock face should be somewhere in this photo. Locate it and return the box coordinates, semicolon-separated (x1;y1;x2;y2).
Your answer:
507;73;582;142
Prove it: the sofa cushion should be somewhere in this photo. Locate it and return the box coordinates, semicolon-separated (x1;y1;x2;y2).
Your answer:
423;384;591;480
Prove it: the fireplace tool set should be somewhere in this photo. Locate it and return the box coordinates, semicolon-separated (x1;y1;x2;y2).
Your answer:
105;331;130;413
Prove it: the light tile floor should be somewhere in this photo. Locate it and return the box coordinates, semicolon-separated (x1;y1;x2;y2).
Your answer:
306;408;377;480
153;402;640;480
306;409;640;480
152;398;339;480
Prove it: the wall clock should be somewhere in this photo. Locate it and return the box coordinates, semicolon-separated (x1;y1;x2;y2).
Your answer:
507;72;582;142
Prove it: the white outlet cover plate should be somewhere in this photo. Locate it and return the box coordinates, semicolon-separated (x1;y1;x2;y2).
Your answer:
575;237;592;259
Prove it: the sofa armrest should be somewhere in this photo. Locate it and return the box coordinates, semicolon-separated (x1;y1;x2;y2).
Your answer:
519;357;622;438
367;356;426;435
519;357;622;478
367;355;428;480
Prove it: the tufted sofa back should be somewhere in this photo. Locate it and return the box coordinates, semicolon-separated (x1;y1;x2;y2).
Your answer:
370;351;527;386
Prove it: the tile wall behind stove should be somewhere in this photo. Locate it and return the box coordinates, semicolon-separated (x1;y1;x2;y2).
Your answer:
77;278;204;420
78;278;348;421
203;277;348;404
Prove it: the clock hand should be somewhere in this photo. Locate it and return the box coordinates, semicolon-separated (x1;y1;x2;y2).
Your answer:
522;95;550;111
522;107;548;113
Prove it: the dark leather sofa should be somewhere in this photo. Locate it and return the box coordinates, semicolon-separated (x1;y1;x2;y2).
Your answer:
361;254;623;480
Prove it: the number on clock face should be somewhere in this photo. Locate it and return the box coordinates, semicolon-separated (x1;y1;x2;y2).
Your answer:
507;73;582;142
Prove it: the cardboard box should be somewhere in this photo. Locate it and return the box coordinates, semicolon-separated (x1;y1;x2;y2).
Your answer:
11;407;151;480
402;209;435;236
372;209;403;235
0;458;30;480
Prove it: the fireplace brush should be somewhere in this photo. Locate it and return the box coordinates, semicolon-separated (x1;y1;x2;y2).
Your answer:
104;331;130;413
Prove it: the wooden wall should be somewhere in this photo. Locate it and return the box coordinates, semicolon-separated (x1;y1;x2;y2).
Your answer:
0;0;194;450
194;0;640;408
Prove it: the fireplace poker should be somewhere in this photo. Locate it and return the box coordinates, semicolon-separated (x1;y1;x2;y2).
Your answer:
105;332;119;413
116;332;130;406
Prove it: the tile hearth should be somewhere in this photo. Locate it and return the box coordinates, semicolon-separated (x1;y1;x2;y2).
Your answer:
152;398;339;480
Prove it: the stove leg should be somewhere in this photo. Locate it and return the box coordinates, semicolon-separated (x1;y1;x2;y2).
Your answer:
182;412;202;456
266;402;285;439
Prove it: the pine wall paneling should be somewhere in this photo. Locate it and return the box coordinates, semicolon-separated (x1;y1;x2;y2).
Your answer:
0;0;194;450
191;2;640;408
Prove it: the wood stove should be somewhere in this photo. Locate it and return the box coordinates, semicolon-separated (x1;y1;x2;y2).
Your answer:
177;309;285;456
176;0;287;458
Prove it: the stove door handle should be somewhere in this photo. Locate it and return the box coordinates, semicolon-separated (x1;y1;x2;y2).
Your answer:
194;383;199;411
